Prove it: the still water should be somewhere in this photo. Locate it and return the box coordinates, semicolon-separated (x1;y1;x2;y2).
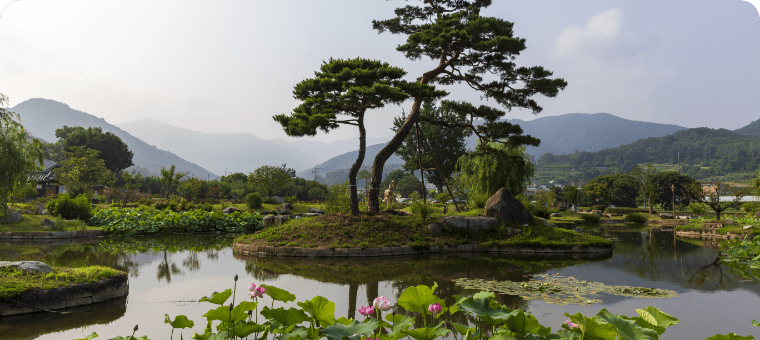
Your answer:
1;229;760;340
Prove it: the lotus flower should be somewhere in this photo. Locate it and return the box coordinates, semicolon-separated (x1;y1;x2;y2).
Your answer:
250;286;265;299
565;319;579;329
373;296;393;311
358;305;375;317
428;303;442;315
249;283;257;292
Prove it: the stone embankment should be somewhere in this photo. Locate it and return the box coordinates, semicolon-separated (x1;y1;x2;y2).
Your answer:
0;229;105;241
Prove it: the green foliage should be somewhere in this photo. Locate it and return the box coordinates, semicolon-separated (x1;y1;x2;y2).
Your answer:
605;207;653;214
456;142;534;198
248;165;293;198
580;213;602;224
323;181;351;214
651;171;697;210
245;193;263;209
526;203;551;219
45;194;93;221
743;202;760;217
89;207;262;235
630;164;660;214
160;165;187;198
624;212;649;224
688;180;752;220
688;202;708;215
55;126;134;172
1;265;123;300
591;205;608;211
53;146;113;199
410;201;432;224
469;192;489;209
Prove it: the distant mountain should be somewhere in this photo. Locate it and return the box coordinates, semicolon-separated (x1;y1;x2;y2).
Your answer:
735;118;760;138
296;143;404;185
538;127;760;180
116;118;389;175
12;98;214;178
465;113;687;157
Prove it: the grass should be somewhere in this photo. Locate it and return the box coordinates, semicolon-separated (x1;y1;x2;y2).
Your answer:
0;214;101;233
675;221;755;236
0;265;125;299
235;210;612;250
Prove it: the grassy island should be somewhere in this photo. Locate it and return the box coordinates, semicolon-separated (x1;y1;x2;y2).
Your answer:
234;210;611;251
0;265;125;300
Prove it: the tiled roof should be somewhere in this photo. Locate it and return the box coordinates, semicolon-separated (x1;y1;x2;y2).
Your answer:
28;170;56;182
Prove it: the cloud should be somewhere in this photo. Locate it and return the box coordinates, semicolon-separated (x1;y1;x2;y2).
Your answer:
553;9;623;58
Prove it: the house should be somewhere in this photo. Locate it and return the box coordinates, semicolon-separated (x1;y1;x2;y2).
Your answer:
27;162;61;198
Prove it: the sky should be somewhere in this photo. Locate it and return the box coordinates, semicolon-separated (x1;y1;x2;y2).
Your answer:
1;0;759;143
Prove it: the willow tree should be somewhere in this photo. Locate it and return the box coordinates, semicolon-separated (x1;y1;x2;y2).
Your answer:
456;142;534;198
0;94;43;219
274;58;442;215
366;0;567;212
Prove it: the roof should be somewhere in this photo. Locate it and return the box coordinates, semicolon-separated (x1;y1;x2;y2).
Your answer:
27;162;60;182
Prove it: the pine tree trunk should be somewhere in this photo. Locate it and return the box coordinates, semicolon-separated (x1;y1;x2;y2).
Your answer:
349;115;366;216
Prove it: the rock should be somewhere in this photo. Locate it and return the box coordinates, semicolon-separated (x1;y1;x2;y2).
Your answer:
677;215;690;219
547;223;557;227
724;219;736;225
263;215;276;228
269;196;285;204
260;211;275;215
550;213;560;217
282;203;293;210
592;211;604;216
222;207;241;214
275;215;289;226
659;213;674;219
501;227;524;237
484;188;534;225
41;209;49;215
307;207;324;214
702;222;722;229
743;225;754;230
0;212;22;224
303;213;321;217
278;208;291;215
537;218;548;226
440;216;499;232
427;223;442;234
0;261;53;273
41;218;56;228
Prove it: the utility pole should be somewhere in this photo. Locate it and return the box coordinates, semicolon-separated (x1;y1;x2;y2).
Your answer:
678;152;680;174
312;166;323;181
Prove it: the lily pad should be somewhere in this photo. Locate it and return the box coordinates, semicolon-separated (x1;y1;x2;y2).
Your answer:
454;274;677;305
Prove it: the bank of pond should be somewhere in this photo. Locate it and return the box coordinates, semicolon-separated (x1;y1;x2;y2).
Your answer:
1;229;760;339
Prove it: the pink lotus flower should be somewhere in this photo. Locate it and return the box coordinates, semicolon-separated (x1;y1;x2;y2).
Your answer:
565;319;579;329
250;286;265;299
358;305;375;317
373;296;393;311
249;283;257;292
428;303;442;315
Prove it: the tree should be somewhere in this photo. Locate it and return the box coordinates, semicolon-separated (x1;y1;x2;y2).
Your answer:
0;94;43;219
114;171;144;208
366;1;567;212
247;165;293;198
53;146;113;198
687;181;750;220
393;101;468;193
564;185;581;209
629;164;659;214
456;142;535;198
651;171;697;210
274;58;442;215
586;174;639;207
55;126;134;172
584;182;610;207
179;177;203;201
160;165;187;199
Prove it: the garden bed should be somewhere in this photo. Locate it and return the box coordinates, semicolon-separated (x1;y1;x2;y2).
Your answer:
234;211;612;258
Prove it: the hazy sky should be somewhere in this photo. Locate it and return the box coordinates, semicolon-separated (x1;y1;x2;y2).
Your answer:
2;0;759;142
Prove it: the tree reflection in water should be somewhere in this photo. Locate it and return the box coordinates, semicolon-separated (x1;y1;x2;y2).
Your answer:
157;250;182;283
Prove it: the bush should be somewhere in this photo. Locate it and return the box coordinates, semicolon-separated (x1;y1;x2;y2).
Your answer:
323;181;351;214
470;192;490;209
154;200;169;210
178;200;188;211
580;213;601;224
246;193;263;209
742;202;760;216
590;205;607;211
624;212;649;224
90;207;263;235
45;194;93;221
262;196;277;204
688;202;708;215
410;201;431;224
527;203;550;219
605;207;653;214
200;202;213;212
284;195;298;204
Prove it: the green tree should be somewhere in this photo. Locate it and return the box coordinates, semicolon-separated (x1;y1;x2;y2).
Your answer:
274;58;442;215
687;181;751;220
160;165;187;199
55;126;134;172
586;174;639;207
584;182;611;207
179;177;203;201
53;146;112;199
366;1;567;212
247;165;293;198
114;171;144;208
629;164;659;214
564;185;581;209
393;101;468;193
0;94;43;219
456;142;535;198
651;171;697;210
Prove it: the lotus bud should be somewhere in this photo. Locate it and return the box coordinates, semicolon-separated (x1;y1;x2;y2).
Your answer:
234;274;239;282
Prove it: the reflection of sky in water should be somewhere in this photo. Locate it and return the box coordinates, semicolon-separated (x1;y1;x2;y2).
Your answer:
1;230;760;339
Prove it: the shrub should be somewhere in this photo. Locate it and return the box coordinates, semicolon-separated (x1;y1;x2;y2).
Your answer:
262;196;277;204
45;194;92;221
590;205;607;211
323;181;351;214
470;192;490;209
580;213;601;224
154;200;169;210
200;202;213;212
605;207;654;214
742;201;760;216
246;193;263;209
284;195;298;204
527;203;550;219
178;200;188;211
624;212;649;224
410;200;431;224
688;202;708;215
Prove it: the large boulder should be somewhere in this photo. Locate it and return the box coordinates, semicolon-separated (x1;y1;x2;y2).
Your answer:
484;188;533;225
282;203;293;210
0;261;53;273
723;219;736;225
41;218;56;229
269;196;285;204
0;212;22;224
439;216;499;232
222;207;241;214
307;207;324;214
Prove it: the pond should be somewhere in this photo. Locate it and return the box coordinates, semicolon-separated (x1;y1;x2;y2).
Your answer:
1;229;759;339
